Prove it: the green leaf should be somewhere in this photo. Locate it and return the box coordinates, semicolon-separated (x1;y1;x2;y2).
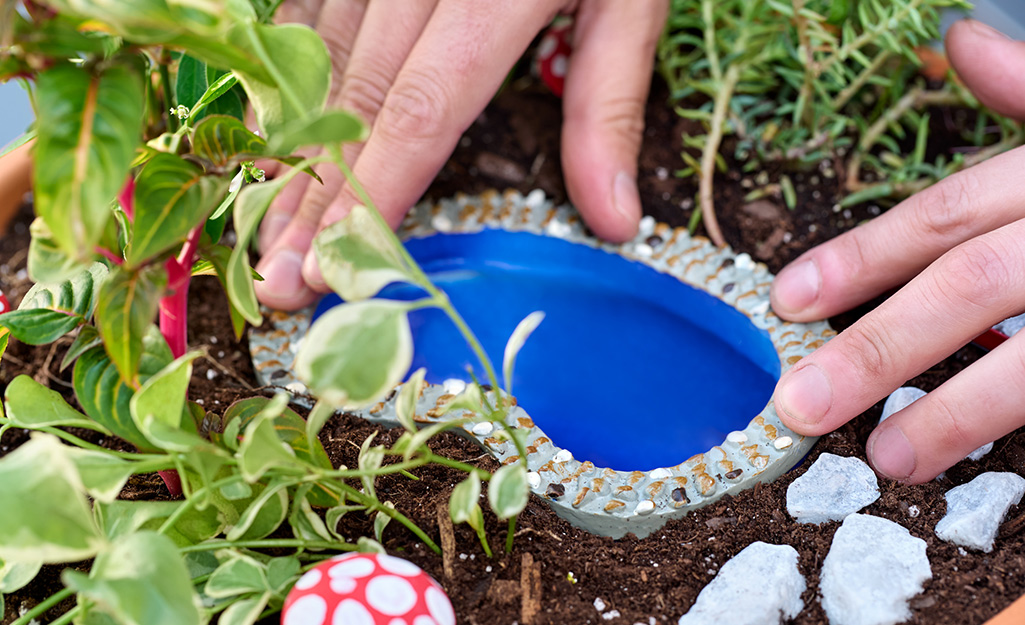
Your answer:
27;217;89;284
449;473;481;525
95;266;167;385
502;311;544;395
358;432;383;498
0;309;84;346
218;594;271;625
488;463;529;520
0;435;106;563
205;555;268;598
226;178;287;325
127;153;227;267
396;368;426;433
130;351;202;443
266;557;300;594
289;485;332;542
221;396;331;469
313;203;414;301
295;301;413;408
74;327;173;449
61;325;103;371
232;22;331;133
236;394;299;482
66;448;134;504
0;559;42;593
3;375;109;433
95;500;222;546
226;480;289;541
191;115;267;167
175;54;208;111
203;244;248;340
266;109;368;154
374;501;394;542
63;531;202;625
34;62;144;258
189;71;243;121
0;263;108;345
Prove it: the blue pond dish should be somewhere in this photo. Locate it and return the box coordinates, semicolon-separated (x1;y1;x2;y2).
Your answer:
253;190;834;538
313;229;780;472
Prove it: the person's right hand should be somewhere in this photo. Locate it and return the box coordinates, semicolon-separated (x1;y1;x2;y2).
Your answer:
769;19;1025;483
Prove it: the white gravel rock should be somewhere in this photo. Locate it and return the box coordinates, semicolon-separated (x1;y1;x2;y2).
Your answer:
677;542;805;625
994;312;1025;337
786;454;880;524
821;514;931;625
879;387;926;422
935;472;1025;552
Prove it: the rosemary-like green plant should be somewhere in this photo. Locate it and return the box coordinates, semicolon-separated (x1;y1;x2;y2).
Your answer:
659;0;1024;245
0;1;533;622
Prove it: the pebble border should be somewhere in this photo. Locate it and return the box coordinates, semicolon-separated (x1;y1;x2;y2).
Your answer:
250;189;835;539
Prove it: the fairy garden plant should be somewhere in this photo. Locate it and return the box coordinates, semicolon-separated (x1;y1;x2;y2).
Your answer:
658;0;1025;245
0;1;535;622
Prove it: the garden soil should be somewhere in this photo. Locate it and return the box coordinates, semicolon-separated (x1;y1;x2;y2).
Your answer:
2;77;1024;625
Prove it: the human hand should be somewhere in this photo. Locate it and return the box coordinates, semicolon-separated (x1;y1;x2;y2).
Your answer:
255;0;669;310
770;19;1025;483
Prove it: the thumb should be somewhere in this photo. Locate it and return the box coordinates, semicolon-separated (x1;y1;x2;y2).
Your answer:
946;19;1025;121
561;0;669;243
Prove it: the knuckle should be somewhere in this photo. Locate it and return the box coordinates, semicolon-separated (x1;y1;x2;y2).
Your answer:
840;322;891;380
935;237;1016;309
339;69;392;125
912;169;983;241
375;73;449;144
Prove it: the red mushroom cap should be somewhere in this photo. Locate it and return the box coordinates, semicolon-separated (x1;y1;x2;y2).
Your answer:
534;19;573;97
282;552;455;625
0;289;9;315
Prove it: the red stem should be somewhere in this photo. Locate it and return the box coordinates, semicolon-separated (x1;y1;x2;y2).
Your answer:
117;176;135;221
94;246;123;265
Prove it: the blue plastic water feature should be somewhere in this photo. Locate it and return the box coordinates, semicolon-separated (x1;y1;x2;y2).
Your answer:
313;229;780;471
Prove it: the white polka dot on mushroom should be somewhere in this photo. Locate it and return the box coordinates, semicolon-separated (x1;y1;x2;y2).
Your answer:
388;619;409;625
294;569;322;591
426;586;456;625
329;575;358;595
285;595;327;625
377;554;424;577
332;599;375;625
537;35;557;58
551;55;568;78
329;558;375;579
414;617;439;625
366;576;417;616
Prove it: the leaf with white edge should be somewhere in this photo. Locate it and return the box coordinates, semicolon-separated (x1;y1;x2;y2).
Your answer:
304;400;336;448
313;203;414;301
4;375;109;433
19;262;107;315
503;311;544;395
295;300;413;408
66;448;134;503
488;463;529;520
358;432;383;498
0;309;84;346
357;537;385;554
95;266;166;385
27;217;90;285
63;531;202;625
94;500;221;547
127;153;227;268
374;501;394;542
0;559;42;593
226;177;286;325
266;109;368;154
226;481;289;541
396;368;426;433
205;555;268;598
0;434;106;563
231;22;331;133
236;395;299;482
440;382;485;416
61;324;103;371
34;62;145;258
266;557;300;594
220;396;331;470
401;419;470;462
130;351;202;437
289;485;332;542
191;115;267;167
449;473;481;525
218;594;270;625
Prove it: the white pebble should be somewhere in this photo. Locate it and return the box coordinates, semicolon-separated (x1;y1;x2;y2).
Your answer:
443;379;467;395
773;436;793;450
431;214;454;232
471;422;494;436
205;369;217;380
908;505;920;518
634;243;654;258
527;472;541;490
677;542;805;625
994;312;1025;337
734;253;754;271
649;468;673;480
603;610;621;621
553;449;573;463
594;597;607;612
880;387;926;423
639;215;656;233
726;431;748;444
786;454;880;524
935;472;1025;552
635;500;655;515
966;442;993;462
820;514;931;625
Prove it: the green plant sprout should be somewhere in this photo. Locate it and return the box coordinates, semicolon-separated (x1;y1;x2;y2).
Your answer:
659;0;1024;245
0;1;536;622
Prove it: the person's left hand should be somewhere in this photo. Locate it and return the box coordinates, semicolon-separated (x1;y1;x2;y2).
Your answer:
255;0;669;311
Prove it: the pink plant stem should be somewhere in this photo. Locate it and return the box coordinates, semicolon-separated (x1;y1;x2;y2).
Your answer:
94;246;123;265
155;225;203;498
117;176;135;221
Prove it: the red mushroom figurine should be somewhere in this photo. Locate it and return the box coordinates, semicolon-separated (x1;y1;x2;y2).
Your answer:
0;288;9;315
534;18;573;97
282;552;455;625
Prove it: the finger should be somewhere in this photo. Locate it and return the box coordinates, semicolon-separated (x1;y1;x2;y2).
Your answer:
774;217;1025;438
300;0;562;291
867;332;1025;482
314;0;369;102
561;0;668;243
274;0;324;26
947;19;1025;121
770;145;1025;321
255;0;437;309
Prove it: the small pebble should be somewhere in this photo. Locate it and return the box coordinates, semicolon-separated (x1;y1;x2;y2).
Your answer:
677;542;805;625
527;471;541;490
786;453;879;524
553;449;573;463
471;422;494;436
908;505;920;518
603;610;621;621
935;472;1025;552
994;312;1025;337
205;369;217;380
773;436;793;450
649;468;673;480
821;514;931;625
594;598;607;612
726;431;747;444
634;243;654;258
443;379;467;395
635;500;655;515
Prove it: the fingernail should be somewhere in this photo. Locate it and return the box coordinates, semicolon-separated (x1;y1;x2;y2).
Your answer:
773;260;821;315
967;19;1011;40
259;214;292;253
301;251;326;291
613;171;641;223
255;248;309;304
869;426;916;481
776;364;832;426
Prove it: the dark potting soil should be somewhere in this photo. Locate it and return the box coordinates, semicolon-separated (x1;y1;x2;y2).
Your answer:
2;78;1023;625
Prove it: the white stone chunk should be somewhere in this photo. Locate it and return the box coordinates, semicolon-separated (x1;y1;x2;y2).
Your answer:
786;454;880;524
966;442;993;462
880;387;926;422
935;472;1025;552
994;312;1025;337
821;514;931;625
553;449;573;463
677;542;805;625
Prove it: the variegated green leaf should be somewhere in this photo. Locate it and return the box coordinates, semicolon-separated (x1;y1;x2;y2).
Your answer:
95;266;166;385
